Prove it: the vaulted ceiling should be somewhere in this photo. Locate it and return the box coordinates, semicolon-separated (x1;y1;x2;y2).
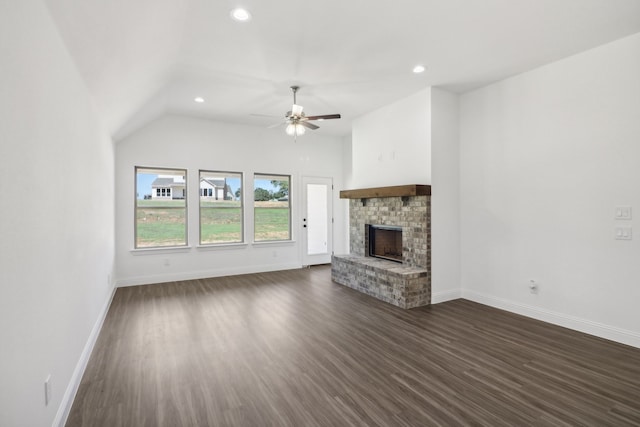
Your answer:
44;0;640;140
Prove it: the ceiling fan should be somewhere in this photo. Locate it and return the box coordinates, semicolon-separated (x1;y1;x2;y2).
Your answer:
272;86;341;139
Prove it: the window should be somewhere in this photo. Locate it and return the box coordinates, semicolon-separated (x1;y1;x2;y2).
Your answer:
254;173;290;241
200;170;243;245
135;167;187;248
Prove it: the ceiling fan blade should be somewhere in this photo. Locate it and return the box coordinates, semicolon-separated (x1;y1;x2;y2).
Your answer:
251;113;282;118
291;104;304;116
300;121;319;130
267;120;286;129
306;114;341;121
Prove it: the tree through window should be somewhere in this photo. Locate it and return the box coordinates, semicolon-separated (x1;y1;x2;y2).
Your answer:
254;174;291;241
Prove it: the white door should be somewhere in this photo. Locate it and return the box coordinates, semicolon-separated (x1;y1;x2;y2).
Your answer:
302;177;333;265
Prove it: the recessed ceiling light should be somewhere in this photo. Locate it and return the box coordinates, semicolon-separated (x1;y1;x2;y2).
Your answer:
194;97;205;103
230;8;251;22
412;65;426;74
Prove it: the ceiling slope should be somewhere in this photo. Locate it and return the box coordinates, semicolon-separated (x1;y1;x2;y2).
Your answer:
45;0;640;140
44;0;189;137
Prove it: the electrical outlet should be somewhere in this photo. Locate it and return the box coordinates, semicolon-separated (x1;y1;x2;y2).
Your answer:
529;279;538;294
44;375;51;406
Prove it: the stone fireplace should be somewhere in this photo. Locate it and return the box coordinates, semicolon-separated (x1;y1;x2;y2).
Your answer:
332;185;431;309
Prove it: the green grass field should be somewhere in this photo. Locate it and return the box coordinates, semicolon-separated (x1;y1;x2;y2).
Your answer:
200;205;242;244
136;203;186;247
254;206;290;241
136;200;289;247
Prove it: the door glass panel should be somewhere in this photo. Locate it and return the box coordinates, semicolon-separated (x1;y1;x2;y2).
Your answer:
307;184;328;255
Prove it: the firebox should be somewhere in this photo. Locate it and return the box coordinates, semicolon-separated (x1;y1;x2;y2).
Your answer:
367;225;403;263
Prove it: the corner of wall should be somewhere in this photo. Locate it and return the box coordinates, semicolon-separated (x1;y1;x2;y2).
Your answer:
54;287;117;426
430;87;462;301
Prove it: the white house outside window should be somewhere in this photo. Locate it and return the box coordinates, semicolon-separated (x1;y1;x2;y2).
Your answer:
135;167;187;248
199;170;243;245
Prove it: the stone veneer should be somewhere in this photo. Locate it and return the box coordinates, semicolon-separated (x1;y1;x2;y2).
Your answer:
332;193;431;309
331;255;430;308
349;196;430;269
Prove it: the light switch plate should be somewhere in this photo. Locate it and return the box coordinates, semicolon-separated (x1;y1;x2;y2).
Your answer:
615;206;632;220
615;227;632;240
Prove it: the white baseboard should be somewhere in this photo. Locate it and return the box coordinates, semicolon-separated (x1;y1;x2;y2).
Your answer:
115;262;303;287
431;288;461;304
462;289;640;349
54;286;117;427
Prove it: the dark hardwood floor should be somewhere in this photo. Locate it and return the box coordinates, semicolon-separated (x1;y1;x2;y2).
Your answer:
67;265;640;426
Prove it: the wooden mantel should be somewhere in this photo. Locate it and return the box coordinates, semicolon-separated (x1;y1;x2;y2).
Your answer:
339;184;431;199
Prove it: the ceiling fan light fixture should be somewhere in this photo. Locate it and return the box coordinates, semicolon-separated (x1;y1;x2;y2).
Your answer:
230;8;251;22
285;123;306;136
285;123;296;136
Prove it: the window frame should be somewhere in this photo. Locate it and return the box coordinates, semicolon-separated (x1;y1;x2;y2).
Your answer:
134;166;188;249
253;173;291;243
199;170;244;246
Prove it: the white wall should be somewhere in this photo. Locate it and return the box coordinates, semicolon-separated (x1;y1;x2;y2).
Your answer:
460;33;640;347
430;88;461;302
116;115;347;286
351;89;431;188
349;87;462;303
0;1;115;426
341;135;354;249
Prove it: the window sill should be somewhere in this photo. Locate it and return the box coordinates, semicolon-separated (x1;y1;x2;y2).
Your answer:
252;240;296;247
130;246;192;255
197;242;248;251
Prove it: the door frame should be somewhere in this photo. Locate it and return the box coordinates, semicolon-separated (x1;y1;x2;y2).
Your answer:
301;176;333;266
